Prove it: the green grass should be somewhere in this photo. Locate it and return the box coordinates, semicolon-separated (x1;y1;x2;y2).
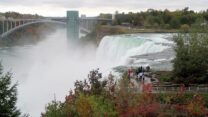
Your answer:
158;72;173;82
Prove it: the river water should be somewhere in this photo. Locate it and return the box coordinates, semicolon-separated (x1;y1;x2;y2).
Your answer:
0;28;175;116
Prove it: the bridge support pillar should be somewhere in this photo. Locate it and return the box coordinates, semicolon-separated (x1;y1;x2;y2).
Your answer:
2;20;4;33
6;21;8;32
15;20;16;27
10;20;12;29
66;11;79;41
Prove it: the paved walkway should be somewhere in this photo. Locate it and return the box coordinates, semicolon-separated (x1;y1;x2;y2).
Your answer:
129;72;152;92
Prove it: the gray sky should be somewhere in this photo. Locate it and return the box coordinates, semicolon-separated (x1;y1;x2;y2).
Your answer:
0;0;207;17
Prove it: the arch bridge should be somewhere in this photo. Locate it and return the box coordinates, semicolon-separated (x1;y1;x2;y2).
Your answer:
0;19;66;38
0;13;112;39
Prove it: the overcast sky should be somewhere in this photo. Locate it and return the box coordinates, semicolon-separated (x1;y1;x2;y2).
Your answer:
0;0;207;17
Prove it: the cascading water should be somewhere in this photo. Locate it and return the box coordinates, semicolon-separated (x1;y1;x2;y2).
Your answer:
96;34;174;68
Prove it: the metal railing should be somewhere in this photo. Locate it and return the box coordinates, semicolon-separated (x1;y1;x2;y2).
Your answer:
152;84;208;92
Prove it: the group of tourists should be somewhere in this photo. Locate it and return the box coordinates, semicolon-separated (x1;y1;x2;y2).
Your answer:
127;65;152;92
127;66;150;83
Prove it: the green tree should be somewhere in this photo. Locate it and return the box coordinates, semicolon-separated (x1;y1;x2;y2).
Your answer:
181;24;190;32
133;15;143;26
203;10;208;21
172;21;208;83
170;16;181;29
162;9;172;24
42;92;78;117
112;18;118;25
87;95;117;117
41;100;62;117
0;64;21;117
88;69;107;95
116;72;137;106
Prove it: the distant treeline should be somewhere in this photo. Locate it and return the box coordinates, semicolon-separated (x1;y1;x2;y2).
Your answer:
99;7;208;29
1;11;43;19
0;12;43;34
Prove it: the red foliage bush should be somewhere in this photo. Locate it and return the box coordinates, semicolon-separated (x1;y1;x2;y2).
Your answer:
134;104;160;117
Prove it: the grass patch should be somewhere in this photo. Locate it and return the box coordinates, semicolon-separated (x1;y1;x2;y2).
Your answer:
158;72;173;82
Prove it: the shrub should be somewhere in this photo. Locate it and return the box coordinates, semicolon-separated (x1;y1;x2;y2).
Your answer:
181;24;190;32
187;94;207;116
76;96;93;117
42;71;208;117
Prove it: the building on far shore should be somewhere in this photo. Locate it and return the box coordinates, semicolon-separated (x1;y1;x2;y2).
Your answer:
81;14;86;19
121;22;130;26
201;22;207;26
121;22;131;29
8;17;13;20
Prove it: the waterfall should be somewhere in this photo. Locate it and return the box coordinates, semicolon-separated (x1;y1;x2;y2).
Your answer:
96;34;173;66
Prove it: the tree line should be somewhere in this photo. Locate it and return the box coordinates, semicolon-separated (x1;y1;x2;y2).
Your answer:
99;7;208;29
0;12;43;34
1;12;42;19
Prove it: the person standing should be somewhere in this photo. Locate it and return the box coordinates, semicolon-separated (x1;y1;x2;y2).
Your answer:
136;67;139;75
128;68;131;75
146;66;150;72
142;73;145;83
142;67;145;73
128;68;131;80
136;73;140;82
140;66;142;73
139;72;143;81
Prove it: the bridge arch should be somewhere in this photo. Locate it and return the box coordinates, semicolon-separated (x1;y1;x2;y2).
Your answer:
1;20;66;39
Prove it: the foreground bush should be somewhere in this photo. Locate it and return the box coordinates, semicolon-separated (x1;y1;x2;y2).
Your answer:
42;70;208;117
